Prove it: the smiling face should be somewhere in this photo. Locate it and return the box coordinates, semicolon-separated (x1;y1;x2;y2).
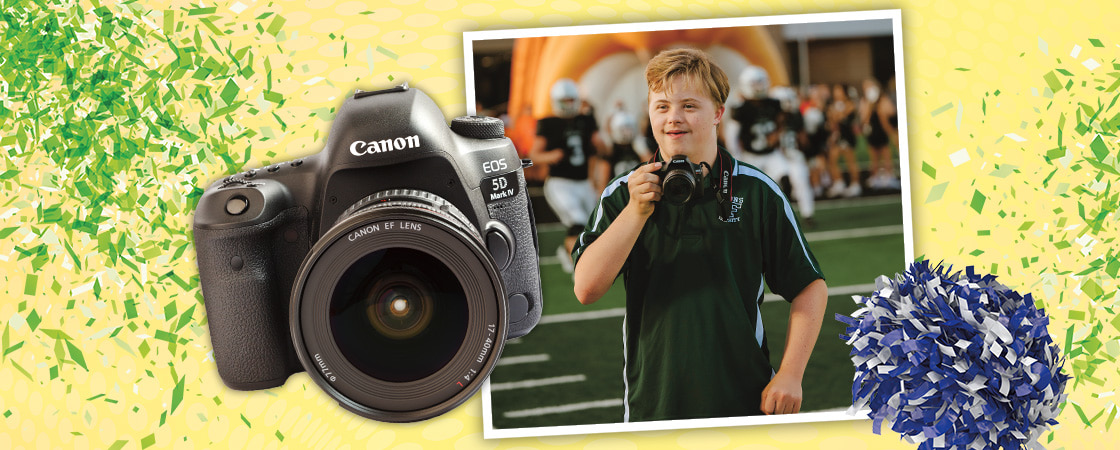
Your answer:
648;74;725;166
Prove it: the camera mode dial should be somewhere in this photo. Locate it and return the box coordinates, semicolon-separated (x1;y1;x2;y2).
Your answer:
450;116;504;140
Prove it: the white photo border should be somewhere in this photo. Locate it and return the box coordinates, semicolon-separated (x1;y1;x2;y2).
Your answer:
464;8;914;440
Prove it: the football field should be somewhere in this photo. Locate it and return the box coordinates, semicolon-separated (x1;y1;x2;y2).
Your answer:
487;193;909;430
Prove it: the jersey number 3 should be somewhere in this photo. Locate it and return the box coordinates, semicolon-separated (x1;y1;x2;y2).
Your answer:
566;133;585;166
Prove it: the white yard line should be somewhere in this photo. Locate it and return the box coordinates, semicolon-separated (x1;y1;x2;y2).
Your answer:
490;374;587;392
802;224;905;242
762;282;878;302
495;354;550;366
503;399;625;418
537;282;881;326
539;224;904;266
539;308;626;324
813;195;902;210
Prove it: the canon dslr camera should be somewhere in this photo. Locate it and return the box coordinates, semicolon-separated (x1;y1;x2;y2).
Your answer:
193;85;542;422
656;154;706;205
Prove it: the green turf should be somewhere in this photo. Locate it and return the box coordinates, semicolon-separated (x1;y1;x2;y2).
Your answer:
490;194;907;429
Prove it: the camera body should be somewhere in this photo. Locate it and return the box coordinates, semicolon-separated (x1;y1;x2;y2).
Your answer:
193;85;542;421
657;154;705;205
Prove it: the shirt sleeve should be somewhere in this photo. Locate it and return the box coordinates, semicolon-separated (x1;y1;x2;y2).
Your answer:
571;172;630;269
536;117;553;137
759;180;824;301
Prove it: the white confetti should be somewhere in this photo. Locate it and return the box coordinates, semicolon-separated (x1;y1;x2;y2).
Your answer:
303;76;325;85
950;148;970;167
1005;133;1027;142
1083;58;1101;71
230;2;248;14
1070;44;1082;57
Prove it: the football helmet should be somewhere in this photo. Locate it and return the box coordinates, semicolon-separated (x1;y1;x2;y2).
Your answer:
768;85;799;113
738;66;770;99
550;78;581;118
607;110;637;145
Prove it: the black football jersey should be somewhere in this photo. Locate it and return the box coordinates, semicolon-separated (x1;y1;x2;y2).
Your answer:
536;115;599;180
608;143;643;178
732;98;782;154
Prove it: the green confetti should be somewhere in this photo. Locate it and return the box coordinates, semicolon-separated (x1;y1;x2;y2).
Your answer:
1043;70;1064;93
155;330;177;343
65;340;88;370
265;15;286;35
922;162;936;179
10;360;32;381
241;413;251;428
108;440;128;450
970;190;986;213
1072;403;1093;427
930;102;954;117
124;299;138;319
1082;279;1104;299
170;377;185;414
926;182;949;203
219;79;240;105
26;310;41;331
376;45;399;60
23;274;37;296
1089;134;1110;162
276;431;284;441
1089;38;1104;47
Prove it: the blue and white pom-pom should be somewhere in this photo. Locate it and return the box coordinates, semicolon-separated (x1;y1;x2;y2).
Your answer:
836;261;1069;450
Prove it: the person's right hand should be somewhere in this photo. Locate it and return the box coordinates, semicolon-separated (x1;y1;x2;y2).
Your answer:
626;161;662;218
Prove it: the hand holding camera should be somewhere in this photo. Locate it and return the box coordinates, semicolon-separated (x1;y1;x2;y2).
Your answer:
193;85;542;422
626;161;662;218
627;154;707;218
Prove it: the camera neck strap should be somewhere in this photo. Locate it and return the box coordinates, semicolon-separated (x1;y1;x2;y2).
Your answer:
649;149;734;221
712;149;733;221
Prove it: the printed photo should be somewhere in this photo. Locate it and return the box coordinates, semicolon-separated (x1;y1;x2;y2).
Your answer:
464;10;914;438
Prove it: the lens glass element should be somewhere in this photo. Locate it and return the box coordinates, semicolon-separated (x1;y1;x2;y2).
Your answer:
329;247;468;382
662;170;695;205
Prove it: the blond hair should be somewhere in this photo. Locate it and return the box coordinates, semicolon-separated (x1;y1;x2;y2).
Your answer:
645;48;730;105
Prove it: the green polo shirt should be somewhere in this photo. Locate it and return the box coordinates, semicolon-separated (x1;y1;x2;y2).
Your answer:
572;150;823;422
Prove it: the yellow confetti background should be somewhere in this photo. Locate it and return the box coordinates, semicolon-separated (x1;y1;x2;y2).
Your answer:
1;0;1116;449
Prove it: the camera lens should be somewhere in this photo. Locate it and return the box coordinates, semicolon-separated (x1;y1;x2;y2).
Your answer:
662;169;696;205
291;189;506;422
329;249;467;382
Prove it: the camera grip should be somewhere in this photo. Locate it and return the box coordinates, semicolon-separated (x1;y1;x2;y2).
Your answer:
487;171;543;339
195;206;309;390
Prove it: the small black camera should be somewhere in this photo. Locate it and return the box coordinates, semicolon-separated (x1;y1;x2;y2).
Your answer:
657;154;705;205
192;85;542;422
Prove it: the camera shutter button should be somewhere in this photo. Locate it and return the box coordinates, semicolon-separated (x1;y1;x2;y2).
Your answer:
225;195;250;215
485;230;511;270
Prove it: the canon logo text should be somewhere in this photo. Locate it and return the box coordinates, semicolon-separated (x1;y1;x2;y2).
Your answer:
350;135;421;156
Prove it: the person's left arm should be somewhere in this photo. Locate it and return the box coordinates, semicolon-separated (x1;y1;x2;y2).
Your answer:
755;174;828;415
760;278;828;415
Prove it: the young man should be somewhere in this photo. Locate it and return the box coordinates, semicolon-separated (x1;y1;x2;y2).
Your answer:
572;48;828;421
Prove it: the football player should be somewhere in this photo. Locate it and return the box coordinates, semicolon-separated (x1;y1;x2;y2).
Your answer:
768;85;816;225
604;109;648;178
724;66;814;224
530;78;605;273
